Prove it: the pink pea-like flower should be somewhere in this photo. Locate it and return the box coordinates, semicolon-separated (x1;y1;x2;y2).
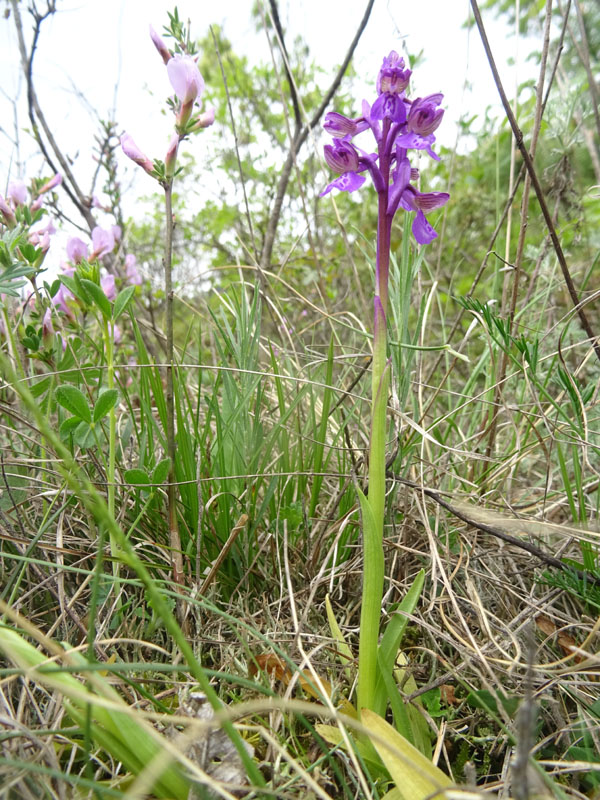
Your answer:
8;181;28;206
101;273;117;301
67;237;89;264
167;54;205;105
120;133;155;176
111;225;122;242
38;173;62;195
91;226;115;260
125;254;142;286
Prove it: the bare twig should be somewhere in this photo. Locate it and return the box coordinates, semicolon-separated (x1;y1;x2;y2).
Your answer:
485;0;554;463
470;0;600;363
390;472;600;585
209;26;258;263
9;0;96;230
259;0;375;270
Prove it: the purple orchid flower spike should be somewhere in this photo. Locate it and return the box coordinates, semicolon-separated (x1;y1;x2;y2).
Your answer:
320;51;449;247
320;50;450;718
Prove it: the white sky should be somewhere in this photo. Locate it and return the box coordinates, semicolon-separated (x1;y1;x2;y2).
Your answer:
0;0;531;254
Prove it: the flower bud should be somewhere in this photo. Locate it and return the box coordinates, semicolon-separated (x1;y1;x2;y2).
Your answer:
120;133;155;176
376;51;411;95
38;173;62;195
0;195;17;227
188;107;215;132
149;24;171;65
164;133;180;179
323;140;360;174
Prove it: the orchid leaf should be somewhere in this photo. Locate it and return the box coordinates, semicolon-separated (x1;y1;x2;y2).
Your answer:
361;709;452;800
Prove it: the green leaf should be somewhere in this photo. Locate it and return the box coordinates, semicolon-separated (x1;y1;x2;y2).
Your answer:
93;388;119;422
55;385;91;422
113;285;135;321
74;420;95;449
325;594;354;683
361;709;452;800
124;469;151;486
30;376;52;399
59;416;81;442
80;278;111;319
151;458;171;484
60;273;86;303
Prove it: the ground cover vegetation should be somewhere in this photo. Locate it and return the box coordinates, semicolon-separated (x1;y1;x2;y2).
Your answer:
0;0;599;797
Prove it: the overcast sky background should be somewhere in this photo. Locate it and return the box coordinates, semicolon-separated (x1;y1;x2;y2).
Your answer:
0;0;532;238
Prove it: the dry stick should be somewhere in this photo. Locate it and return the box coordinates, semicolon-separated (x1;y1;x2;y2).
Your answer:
572;0;600;145
423;0;569;408
209;26;258;265
259;0;375;271
390;473;600;586
484;0;554;466
10;0;95;230
262;3;323;289
470;0;600;363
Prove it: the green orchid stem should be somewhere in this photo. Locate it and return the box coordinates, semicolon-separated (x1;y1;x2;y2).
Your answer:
357;184;393;716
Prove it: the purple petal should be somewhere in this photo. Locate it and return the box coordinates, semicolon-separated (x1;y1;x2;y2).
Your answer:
320;171;366;196
413;191;450;211
91;226;116;258
412;210;437;245
66;236;89;264
371;93;407;123
323;112;357;138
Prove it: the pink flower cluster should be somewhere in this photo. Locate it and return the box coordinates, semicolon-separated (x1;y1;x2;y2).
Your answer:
51;225;142;328
120;24;214;179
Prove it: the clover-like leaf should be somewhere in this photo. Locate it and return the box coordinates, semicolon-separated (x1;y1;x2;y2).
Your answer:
151;458;171;484
55;385;92;423
93;389;119;423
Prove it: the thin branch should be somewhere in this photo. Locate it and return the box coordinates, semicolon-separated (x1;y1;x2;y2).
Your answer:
391;473;600;586
10;0;96;230
470;0;600;363
268;0;301;130
260;0;375;270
